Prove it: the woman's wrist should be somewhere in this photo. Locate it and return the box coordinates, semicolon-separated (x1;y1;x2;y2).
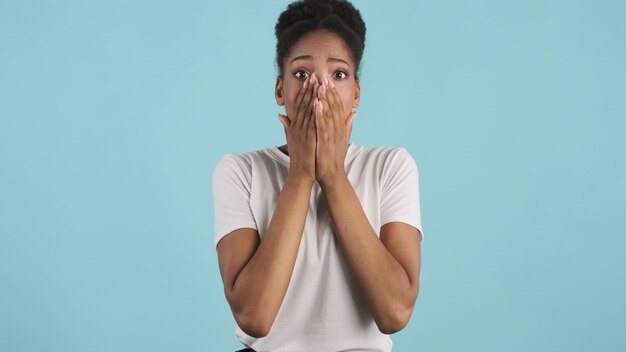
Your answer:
286;170;316;188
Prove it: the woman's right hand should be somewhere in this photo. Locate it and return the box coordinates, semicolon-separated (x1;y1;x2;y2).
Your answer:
278;74;319;184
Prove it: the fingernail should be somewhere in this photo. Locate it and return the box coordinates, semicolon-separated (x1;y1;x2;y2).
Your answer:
303;76;309;88
329;79;334;88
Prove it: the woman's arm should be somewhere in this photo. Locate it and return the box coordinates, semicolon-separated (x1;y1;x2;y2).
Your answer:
217;173;314;338
319;174;422;335
218;75;319;338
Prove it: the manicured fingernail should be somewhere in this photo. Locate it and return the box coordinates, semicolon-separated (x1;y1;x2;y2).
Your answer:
329;79;334;88
303;76;309;88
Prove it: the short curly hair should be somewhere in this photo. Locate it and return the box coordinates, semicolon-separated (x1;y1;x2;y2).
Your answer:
274;0;366;80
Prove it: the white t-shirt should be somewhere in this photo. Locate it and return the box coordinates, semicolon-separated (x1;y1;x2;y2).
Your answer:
212;143;424;352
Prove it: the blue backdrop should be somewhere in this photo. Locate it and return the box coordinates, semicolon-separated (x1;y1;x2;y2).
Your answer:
1;1;624;351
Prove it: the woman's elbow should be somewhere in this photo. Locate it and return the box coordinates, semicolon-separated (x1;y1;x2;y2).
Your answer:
235;311;272;338
227;290;273;338
377;314;410;335
376;300;416;334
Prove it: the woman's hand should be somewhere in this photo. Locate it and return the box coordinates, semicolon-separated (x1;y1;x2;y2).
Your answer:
278;74;320;184
313;78;356;184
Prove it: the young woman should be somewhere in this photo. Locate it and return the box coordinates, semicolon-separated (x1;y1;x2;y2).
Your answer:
212;1;424;351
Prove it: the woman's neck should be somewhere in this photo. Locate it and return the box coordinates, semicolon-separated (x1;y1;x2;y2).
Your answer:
277;144;289;156
278;142;352;157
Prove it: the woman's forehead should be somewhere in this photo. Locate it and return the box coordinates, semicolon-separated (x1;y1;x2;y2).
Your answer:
287;31;353;64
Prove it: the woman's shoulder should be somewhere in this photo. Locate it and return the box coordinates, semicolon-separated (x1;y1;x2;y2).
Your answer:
351;144;419;180
213;149;256;178
354;143;415;163
213;146;281;176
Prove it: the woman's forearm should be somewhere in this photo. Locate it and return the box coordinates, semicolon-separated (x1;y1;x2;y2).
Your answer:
230;172;313;337
319;174;414;334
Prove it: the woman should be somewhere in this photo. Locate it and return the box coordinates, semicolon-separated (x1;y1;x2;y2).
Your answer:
212;1;424;351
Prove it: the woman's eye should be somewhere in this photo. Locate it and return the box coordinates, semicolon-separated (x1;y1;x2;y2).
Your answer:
294;70;309;79
334;71;348;80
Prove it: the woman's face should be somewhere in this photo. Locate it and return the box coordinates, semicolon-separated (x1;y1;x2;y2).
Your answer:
275;29;360;124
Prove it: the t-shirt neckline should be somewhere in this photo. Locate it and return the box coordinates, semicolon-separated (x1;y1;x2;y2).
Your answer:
268;143;359;168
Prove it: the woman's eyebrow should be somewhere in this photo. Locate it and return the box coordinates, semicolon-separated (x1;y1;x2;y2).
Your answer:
290;55;351;67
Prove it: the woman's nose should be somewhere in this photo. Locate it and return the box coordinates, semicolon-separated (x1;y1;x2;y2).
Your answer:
310;73;327;86
310;73;320;85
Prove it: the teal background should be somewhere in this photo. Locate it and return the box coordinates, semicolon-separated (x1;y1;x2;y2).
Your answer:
1;0;624;351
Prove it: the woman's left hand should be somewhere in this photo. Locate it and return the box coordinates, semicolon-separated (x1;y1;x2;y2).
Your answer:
313;77;357;184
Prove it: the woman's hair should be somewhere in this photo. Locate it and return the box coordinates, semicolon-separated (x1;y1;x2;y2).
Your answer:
274;0;366;80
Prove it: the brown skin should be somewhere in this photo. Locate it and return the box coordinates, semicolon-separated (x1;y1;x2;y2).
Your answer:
216;29;422;338
275;28;360;173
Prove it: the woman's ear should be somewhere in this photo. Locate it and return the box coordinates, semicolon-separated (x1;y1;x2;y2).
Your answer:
275;76;284;106
353;79;360;109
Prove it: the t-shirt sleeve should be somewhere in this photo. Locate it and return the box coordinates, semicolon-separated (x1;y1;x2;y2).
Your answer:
212;153;258;250
380;147;424;240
